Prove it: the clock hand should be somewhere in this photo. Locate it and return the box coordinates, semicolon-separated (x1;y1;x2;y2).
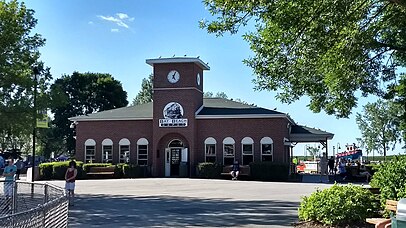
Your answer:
172;72;177;80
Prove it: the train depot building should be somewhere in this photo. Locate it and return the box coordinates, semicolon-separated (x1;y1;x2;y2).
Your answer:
70;57;334;177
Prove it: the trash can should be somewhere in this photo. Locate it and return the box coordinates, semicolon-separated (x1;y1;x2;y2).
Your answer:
392;198;406;228
179;162;189;177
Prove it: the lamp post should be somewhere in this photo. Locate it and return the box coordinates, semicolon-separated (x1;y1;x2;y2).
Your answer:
336;143;341;156
304;144;309;160
32;66;40;182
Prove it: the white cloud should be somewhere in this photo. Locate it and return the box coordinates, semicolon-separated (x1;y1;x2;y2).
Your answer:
88;21;94;25
97;13;134;29
111;28;119;32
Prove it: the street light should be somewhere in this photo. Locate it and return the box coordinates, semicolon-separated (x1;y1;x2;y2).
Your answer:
304;144;310;160
32;66;40;183
335;143;341;158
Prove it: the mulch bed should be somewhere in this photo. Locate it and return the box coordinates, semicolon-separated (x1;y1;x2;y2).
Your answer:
293;221;374;227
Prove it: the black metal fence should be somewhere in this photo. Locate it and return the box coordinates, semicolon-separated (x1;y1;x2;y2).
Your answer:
0;181;68;227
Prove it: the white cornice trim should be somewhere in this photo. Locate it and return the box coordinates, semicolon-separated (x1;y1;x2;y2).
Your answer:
146;57;210;70
196;114;291;120
154;87;203;93
195;105;204;115
69;117;153;122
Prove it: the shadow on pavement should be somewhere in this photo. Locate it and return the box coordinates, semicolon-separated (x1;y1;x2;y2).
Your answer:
68;194;298;227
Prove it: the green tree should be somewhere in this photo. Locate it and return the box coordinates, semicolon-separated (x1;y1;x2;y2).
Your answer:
203;91;228;99
385;74;406;142
201;0;406;118
51;72;128;154
0;0;53;150
132;74;153;106
356;99;402;159
306;146;320;158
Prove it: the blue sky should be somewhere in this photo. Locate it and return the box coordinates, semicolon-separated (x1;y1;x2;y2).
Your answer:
24;0;404;156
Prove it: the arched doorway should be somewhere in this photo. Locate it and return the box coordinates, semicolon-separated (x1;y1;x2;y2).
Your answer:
165;139;185;177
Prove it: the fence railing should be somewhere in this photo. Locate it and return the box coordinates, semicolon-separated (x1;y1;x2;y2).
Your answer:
0;181;68;228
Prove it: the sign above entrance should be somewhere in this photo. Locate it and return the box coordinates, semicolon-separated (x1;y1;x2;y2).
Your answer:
159;102;188;127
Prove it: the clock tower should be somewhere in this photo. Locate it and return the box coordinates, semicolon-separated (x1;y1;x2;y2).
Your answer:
146;57;210;177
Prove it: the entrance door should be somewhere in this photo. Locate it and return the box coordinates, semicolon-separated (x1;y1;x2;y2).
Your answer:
170;148;182;176
165;139;184;177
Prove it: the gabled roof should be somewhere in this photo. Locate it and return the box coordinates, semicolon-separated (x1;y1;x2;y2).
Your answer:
69;102;153;121
69;98;292;122
196;98;290;120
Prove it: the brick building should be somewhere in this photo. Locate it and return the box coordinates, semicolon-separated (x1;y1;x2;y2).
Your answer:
70;57;333;177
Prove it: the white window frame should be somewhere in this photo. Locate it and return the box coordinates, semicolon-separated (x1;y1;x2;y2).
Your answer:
204;137;216;163
137;138;149;165
241;137;254;165
84;139;96;163
223;137;235;165
261;137;274;162
102;138;113;163
119;138;131;163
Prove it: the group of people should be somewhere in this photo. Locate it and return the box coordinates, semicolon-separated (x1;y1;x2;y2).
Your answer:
318;153;372;182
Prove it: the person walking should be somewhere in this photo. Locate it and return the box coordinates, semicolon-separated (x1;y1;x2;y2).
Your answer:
319;153;329;183
15;158;24;180
65;160;78;206
2;158;17;213
328;156;335;175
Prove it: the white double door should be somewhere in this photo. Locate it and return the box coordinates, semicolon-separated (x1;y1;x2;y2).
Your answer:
165;147;188;177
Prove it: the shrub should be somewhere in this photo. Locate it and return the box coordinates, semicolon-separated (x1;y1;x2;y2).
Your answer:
370;155;406;204
122;164;149;178
249;162;289;181
53;162;70;180
298;184;380;226
196;162;222;179
39;161;83;180
82;163;113;173
39;162;54;180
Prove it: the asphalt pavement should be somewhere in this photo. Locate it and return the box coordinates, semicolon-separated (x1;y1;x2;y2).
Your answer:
40;178;332;228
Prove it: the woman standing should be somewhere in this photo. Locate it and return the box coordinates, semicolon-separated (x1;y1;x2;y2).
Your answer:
65;160;77;206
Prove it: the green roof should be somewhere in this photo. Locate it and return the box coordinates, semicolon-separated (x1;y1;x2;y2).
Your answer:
69;102;153;121
290;125;334;141
69;98;288;121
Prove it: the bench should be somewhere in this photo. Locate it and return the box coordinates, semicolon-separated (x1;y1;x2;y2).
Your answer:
366;199;398;227
221;165;250;179
87;166;116;177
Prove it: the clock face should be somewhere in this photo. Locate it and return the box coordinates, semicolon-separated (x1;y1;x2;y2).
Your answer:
196;73;200;86
167;70;180;84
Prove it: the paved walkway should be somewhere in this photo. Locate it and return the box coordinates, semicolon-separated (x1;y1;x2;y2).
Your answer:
42;178;332;228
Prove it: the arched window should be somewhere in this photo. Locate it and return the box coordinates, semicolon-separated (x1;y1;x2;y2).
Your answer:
85;139;96;163
223;137;235;165
137;138;149;165
204;137;216;163
241;137;254;165
261;137;273;161
102;138;113;163
119;138;131;163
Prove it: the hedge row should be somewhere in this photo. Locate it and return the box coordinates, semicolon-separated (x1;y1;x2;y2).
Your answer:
196;161;290;181
39;161;150;180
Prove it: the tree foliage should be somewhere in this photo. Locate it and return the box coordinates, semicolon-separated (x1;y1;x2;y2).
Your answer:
203;91;228;99
51;72;128;154
201;0;406;118
356;99;402;158
385;74;406;142
370;155;406;203
132;74;153;106
306;146;320;157
0;0;52;150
